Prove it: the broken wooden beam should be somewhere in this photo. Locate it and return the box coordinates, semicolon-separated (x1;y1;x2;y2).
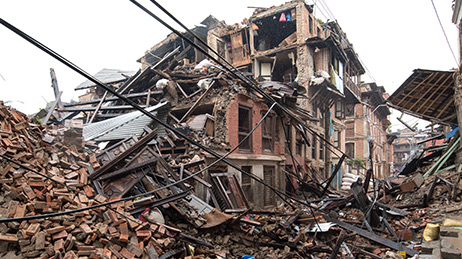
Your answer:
178;80;216;123
328;230;346;259
322;154;346;195
323;215;418;256
90;129;158;179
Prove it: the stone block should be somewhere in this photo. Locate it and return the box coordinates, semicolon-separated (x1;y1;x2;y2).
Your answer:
441;238;455;249
422;240;440;254
440;226;459;237
441;247;461;259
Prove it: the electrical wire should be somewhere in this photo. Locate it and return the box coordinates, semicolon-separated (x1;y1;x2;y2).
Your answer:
0;1;382;226
0;102;280;222
280;116;323;233
431;0;460;67
312;0;331;22
133;0;373;175
316;0;337;21
0;17;298;210
128;0;369;199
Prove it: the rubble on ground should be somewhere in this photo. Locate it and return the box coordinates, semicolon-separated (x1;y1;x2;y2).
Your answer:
2;98;462;258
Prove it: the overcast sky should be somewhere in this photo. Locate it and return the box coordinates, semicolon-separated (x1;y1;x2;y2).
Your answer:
0;0;458;130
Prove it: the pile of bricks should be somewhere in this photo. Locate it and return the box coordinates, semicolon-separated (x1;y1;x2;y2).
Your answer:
0;104;179;258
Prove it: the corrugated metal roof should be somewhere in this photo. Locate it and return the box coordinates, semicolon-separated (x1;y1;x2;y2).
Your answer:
83;102;169;142
75;68;137;90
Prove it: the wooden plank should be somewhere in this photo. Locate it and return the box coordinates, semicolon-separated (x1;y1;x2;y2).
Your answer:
322;154;346;195
63;91;159;107
323;215;418;256
182;169;212;188
88;90;108;123
59;104;148;112
178;80;216;123
90;129;157;179
329;230;346;259
414;74;453;114
399;72;439;108
42;91;63;125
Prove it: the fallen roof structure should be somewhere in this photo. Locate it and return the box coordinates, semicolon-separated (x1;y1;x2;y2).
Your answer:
387;69;456;125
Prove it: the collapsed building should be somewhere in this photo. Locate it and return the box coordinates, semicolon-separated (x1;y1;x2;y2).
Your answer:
2;0;462;258
60;1;392;209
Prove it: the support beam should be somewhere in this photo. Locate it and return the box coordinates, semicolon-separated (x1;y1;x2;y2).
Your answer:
323;215;418;256
88;91;108;123
322;154;346;195
42;91;63;125
179;80;216;123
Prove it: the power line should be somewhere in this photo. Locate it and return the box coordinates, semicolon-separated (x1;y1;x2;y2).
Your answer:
0;17;297;210
317;0;336;21
0;103;276;222
312;0;331;22
129;0;361;175
431;0;460;67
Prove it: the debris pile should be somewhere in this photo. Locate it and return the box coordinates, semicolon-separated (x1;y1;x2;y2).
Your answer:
0;104;208;258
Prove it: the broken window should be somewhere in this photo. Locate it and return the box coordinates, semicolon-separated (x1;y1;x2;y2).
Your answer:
312;99;318;118
273;51;297;82
331;54;344;93
345;103;355;117
309;16;313;35
346;143;355;158
335;101;345;119
260;62;272;81
284;123;292;155
333;130;340;148
229;30;251;66
319;135;324;160
311;134;317;159
241;166;253;203
263;166;276;207
238;105;252;152
332;55;339;74
210;172;249;210
295;131;303;156
261;111;275;153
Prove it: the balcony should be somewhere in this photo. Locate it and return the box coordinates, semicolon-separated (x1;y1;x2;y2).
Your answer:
344;72;361;99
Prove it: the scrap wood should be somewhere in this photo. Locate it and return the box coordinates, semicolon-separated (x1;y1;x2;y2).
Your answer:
0;105;181;258
322;154;346;196
424;176;440;207
178;79;217;123
41;90;63;125
90;128;158;179
349;246;383;259
323;215;418;256
280;209;304;228
376;202;410;216
328;230;346;259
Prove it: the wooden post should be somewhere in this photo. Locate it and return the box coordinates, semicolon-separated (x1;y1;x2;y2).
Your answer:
322;154;346;195
50;68;63;120
329;230;346;259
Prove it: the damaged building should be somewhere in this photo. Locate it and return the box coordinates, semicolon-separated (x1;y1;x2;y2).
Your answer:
4;0;462;258
57;0;394;208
